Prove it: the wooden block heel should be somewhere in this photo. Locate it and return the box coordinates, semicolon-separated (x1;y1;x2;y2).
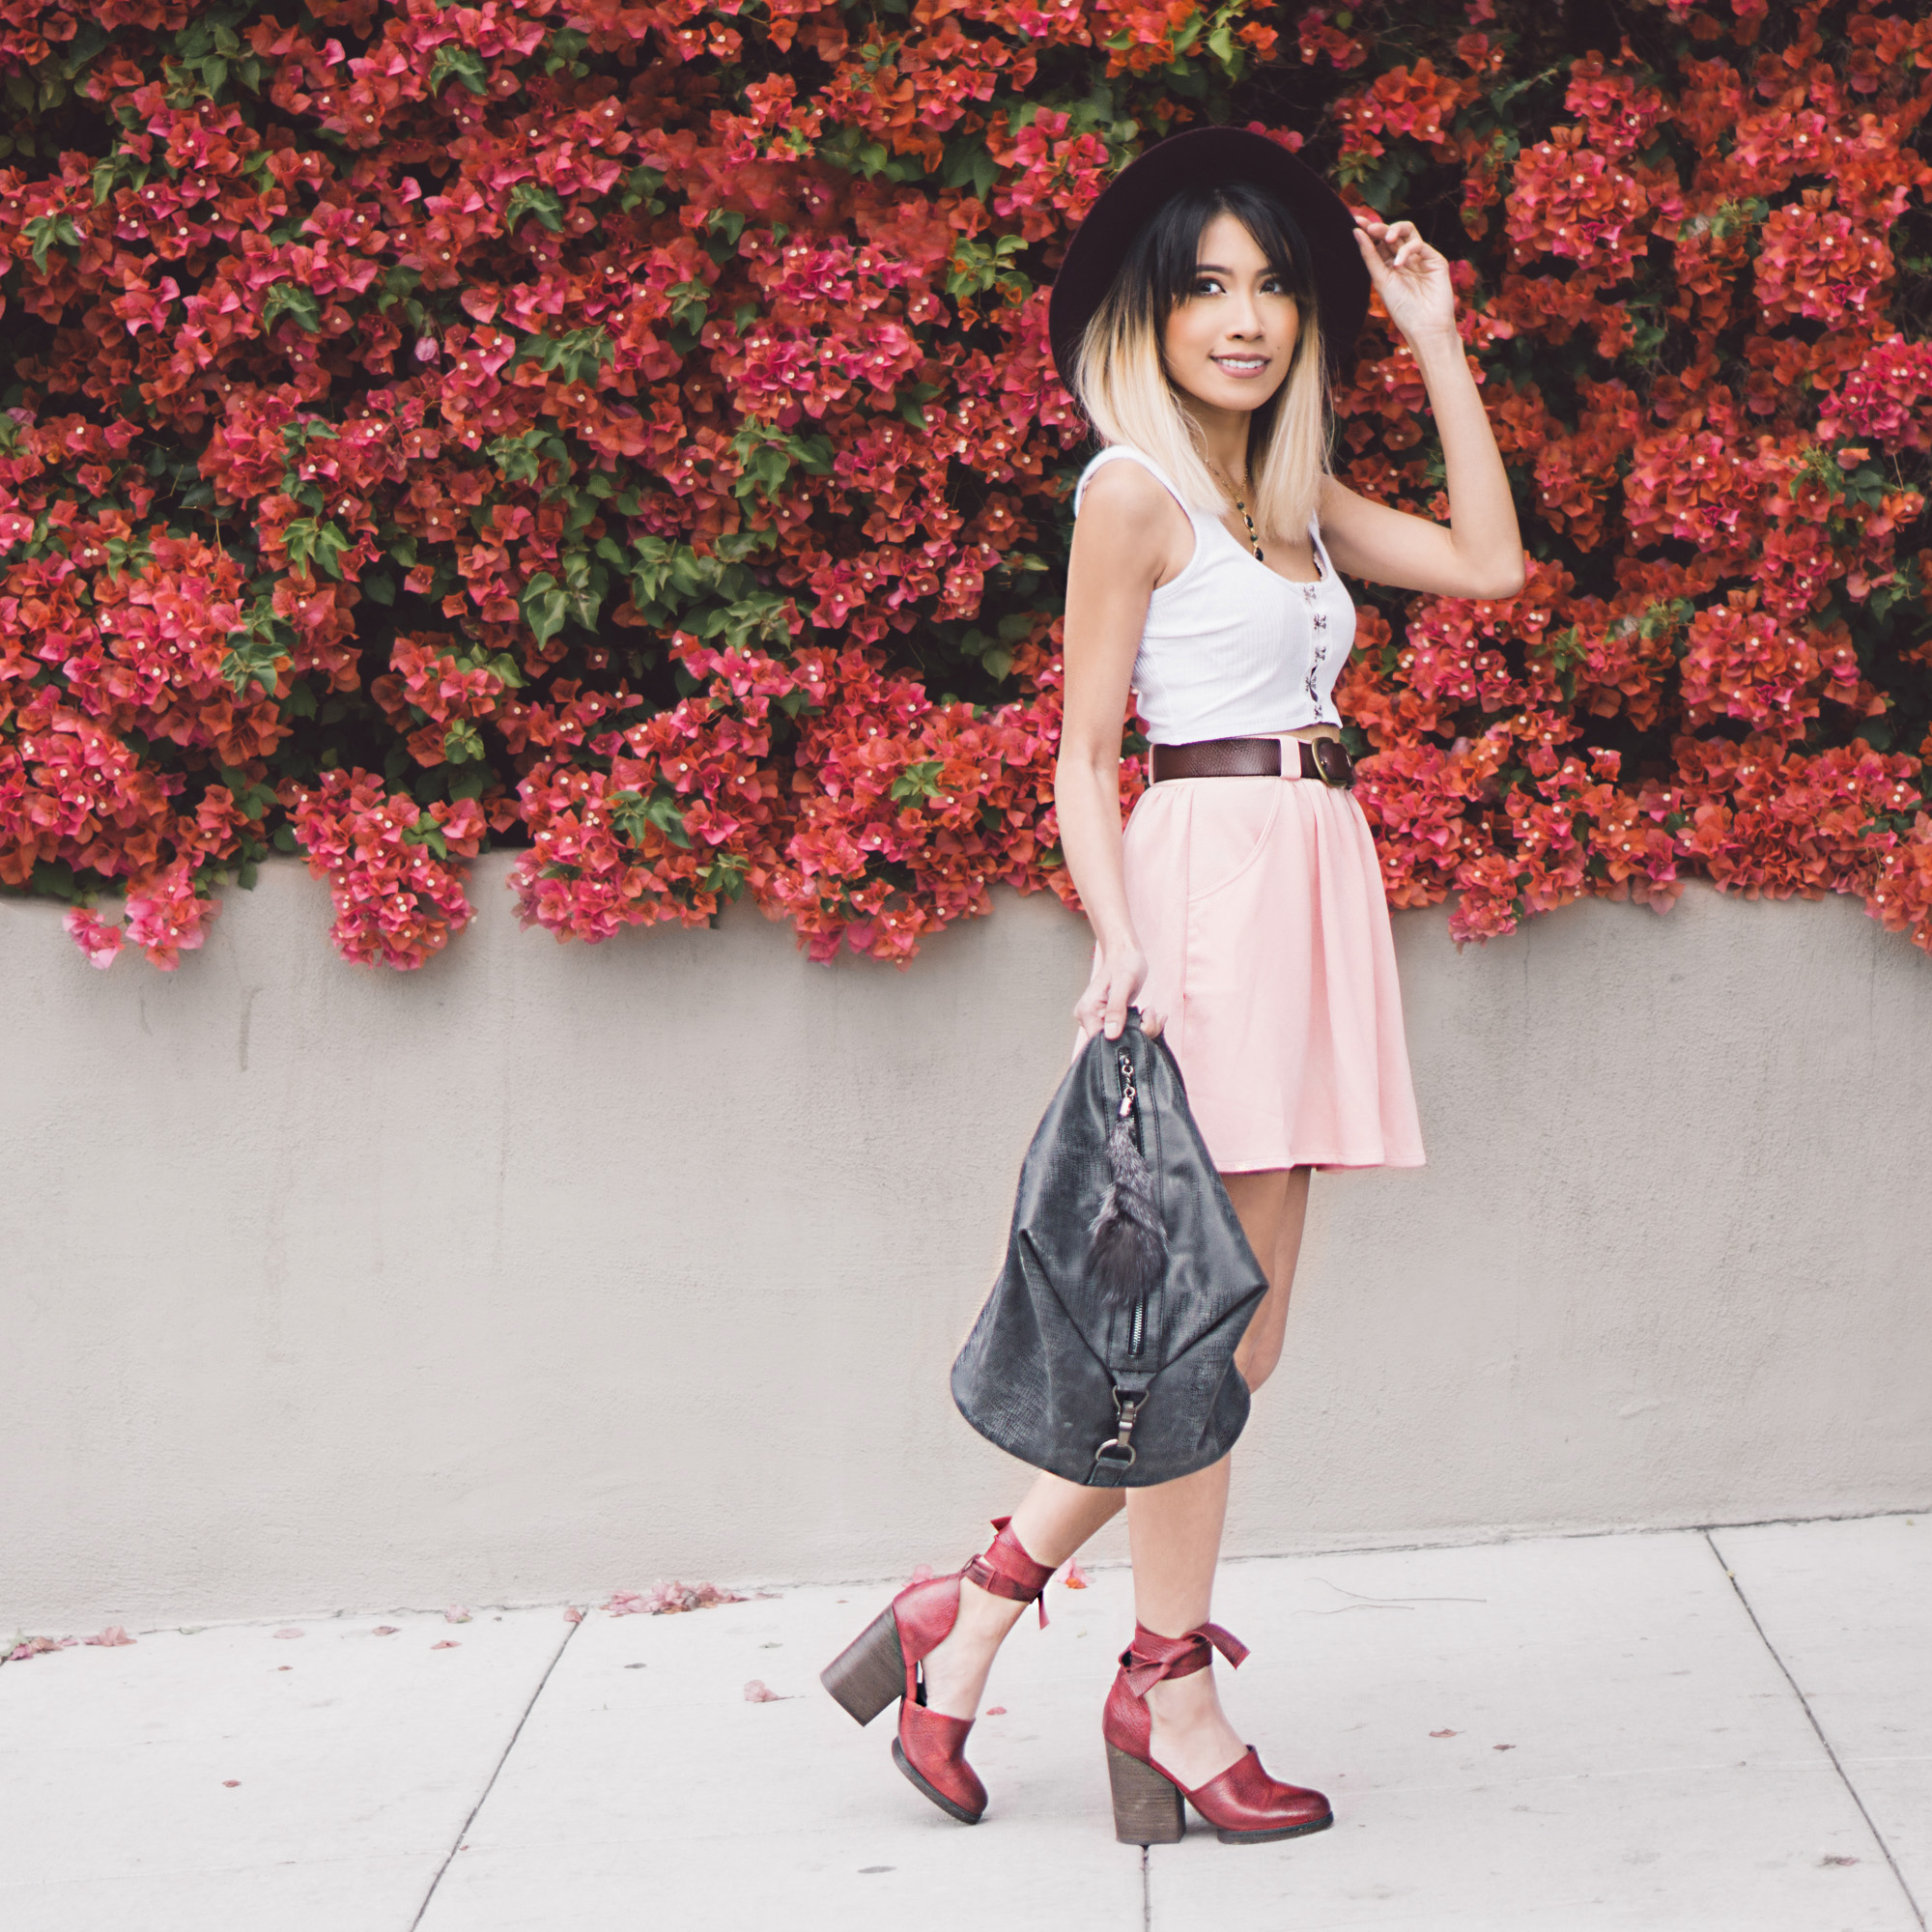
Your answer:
1102;1622;1334;1847
819;1607;905;1726
1106;1741;1185;1844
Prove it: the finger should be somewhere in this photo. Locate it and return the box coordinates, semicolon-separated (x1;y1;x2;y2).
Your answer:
1102;980;1128;1039
1140;1006;1166;1039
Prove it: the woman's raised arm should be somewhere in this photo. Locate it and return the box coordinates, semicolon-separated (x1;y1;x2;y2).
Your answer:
1318;217;1526;603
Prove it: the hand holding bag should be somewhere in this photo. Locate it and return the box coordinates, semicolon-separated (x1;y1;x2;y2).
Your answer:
951;1015;1269;1487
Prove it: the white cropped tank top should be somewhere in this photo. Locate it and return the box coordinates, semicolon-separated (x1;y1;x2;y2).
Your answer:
1072;444;1355;744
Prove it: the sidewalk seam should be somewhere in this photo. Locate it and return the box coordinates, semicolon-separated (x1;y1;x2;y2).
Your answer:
408;1615;582;1931
1705;1530;1926;1930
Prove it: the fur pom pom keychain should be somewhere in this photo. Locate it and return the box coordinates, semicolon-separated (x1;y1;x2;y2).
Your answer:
1087;1045;1168;1306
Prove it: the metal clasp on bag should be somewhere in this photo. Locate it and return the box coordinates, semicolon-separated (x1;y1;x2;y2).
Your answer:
1116;1047;1136;1122
1093;1387;1145;1474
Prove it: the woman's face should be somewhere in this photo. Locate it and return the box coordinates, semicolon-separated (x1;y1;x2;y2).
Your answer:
1160;211;1299;418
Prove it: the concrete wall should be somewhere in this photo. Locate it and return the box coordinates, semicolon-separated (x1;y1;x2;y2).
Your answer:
3;858;1928;1629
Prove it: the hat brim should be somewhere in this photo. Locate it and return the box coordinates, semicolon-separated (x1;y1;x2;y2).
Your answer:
1047;127;1370;396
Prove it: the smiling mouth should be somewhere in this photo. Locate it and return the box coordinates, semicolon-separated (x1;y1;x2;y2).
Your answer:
1211;355;1269;375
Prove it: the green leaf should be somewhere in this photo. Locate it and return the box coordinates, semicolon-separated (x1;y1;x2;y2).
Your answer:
521;572;569;645
283;519;352;580
59;18;108;77
263;282;322;334
666;279;711;355
940;137;1000;199
891;759;946;805
361;571;396;607
728;420;834;502
220;630;286;698
375;265;420;313
488;428;551;485
511;327;612;387
24;213;80;275
404;814;449;859
505;183;566;235
618;164;665;213
428;44;490;97
611;786;693;849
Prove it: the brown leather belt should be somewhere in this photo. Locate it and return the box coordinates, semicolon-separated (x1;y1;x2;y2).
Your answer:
1151;735;1354;787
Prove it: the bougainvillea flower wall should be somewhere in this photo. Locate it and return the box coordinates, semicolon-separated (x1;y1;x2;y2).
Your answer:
1;0;1928;972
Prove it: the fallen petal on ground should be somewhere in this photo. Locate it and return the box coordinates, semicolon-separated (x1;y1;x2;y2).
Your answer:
605;1581;747;1617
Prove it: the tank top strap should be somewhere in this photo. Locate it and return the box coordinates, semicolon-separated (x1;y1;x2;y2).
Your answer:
1073;444;1202;525
1308;513;1338;582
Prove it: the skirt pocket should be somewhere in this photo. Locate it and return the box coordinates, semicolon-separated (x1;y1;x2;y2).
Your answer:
1182;779;1285;904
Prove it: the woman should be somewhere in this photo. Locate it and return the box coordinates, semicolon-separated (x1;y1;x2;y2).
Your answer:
822;128;1524;1844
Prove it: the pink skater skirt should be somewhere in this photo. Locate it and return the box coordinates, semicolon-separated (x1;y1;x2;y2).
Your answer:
1120;762;1425;1175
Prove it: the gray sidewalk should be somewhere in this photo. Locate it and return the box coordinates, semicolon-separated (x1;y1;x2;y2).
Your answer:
3;1516;1926;1931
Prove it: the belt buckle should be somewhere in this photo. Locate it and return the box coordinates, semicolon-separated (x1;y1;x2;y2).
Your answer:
1309;737;1353;787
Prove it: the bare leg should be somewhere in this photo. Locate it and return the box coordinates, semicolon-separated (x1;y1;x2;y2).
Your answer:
921;1474;1123;1718
1230;1165;1311;1394
1129;1456;1242;1787
1132;1165;1311;1788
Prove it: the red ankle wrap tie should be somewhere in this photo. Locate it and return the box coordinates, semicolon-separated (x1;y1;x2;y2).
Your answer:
962;1517;1059;1628
1117;1621;1249;1696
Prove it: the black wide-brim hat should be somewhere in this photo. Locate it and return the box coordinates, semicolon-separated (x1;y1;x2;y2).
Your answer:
1047;127;1371;393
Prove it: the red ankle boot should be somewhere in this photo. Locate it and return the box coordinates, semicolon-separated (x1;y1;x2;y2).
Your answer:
1102;1622;1333;1845
821;1518;1056;1824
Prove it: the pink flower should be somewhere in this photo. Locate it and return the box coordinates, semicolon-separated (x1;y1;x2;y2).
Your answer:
123;864;218;971
63;908;124;970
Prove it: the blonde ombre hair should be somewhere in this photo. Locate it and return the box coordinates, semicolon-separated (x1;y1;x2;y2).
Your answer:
1071;181;1332;546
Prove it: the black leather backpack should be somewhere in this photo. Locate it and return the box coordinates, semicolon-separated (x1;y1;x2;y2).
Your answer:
951;1015;1268;1488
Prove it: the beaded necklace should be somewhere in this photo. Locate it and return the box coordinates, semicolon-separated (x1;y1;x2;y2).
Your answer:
1212;465;1265;561
1229;489;1264;561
